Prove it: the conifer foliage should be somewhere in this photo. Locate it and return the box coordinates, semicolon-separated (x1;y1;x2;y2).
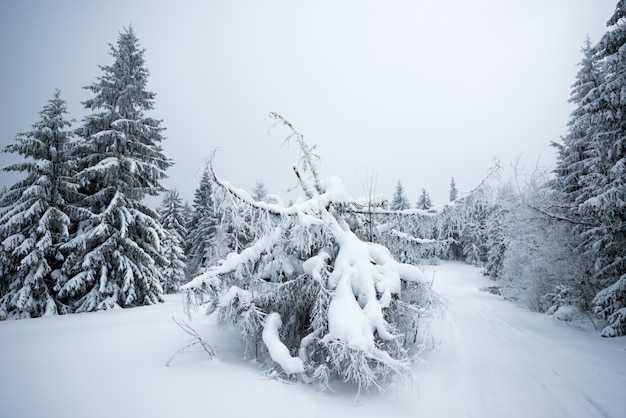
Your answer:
552;2;626;336
581;3;626;337
185;169;219;278
390;181;410;210
416;188;433;210
183;115;441;394
158;189;188;293
0;90;80;319
59;27;172;312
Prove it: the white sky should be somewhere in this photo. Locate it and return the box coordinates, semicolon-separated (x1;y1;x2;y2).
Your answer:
0;0;617;206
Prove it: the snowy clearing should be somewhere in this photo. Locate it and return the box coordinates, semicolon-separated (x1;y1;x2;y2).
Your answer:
1;262;624;418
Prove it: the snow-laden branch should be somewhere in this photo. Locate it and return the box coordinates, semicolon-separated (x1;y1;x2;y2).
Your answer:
388;228;455;245
322;230;428;352
181;227;283;290
262;313;305;374
207;150;348;218
207;158;288;216
345;206;437;217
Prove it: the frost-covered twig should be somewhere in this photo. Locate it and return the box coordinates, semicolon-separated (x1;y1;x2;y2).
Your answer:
511;157;594;227
269;112;323;195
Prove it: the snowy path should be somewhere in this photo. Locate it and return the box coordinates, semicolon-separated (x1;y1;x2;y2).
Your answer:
414;263;626;418
0;262;624;418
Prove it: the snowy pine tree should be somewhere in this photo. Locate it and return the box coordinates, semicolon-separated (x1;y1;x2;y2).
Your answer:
483;203;508;280
578;2;626;336
183;115;442;394
416;188;433;210
457;189;491;266
552;37;602;209
390;181;410;210
185;169;219;277
158;189;187;293
0;90;82;319
59;27;172;312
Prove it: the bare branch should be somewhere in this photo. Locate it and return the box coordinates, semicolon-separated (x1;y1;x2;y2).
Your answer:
269;112;323;194
510;156;595;227
166;317;215;366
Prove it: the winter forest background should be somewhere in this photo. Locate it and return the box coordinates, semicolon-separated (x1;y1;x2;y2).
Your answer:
1;0;626;400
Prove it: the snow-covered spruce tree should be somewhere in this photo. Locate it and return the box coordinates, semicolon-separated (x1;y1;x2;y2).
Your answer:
59;27;172;312
551;37;602;210
576;2;626;336
436;204;464;260
390;181;410;210
158;189;187;293
457;190;491;266
416;188;433;211
483;201;508;281
436;163;502;264
185;169;220;278
183;115;442;394
0;89;82;319
449;177;458;203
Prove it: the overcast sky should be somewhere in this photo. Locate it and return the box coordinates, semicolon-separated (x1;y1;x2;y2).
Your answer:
0;0;617;207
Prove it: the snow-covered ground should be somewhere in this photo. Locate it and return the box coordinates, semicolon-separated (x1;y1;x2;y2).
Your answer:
1;262;624;418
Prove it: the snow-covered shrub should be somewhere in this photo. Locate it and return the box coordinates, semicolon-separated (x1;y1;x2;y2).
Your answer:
183;116;442;394
491;175;598;317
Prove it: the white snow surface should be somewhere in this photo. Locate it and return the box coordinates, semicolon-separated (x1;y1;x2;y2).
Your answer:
262;312;305;374
1;262;625;418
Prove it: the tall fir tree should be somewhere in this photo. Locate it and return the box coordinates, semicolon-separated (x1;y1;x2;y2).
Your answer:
0;90;81;318
578;1;626;337
59;27;172;312
186;169;218;277
390;180;410;210
158;189;187;293
552;37;602;209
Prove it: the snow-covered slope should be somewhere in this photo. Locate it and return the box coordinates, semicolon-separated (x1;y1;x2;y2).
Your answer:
0;262;624;418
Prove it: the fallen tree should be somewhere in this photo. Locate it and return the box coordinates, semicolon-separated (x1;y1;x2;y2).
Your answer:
182;114;443;394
